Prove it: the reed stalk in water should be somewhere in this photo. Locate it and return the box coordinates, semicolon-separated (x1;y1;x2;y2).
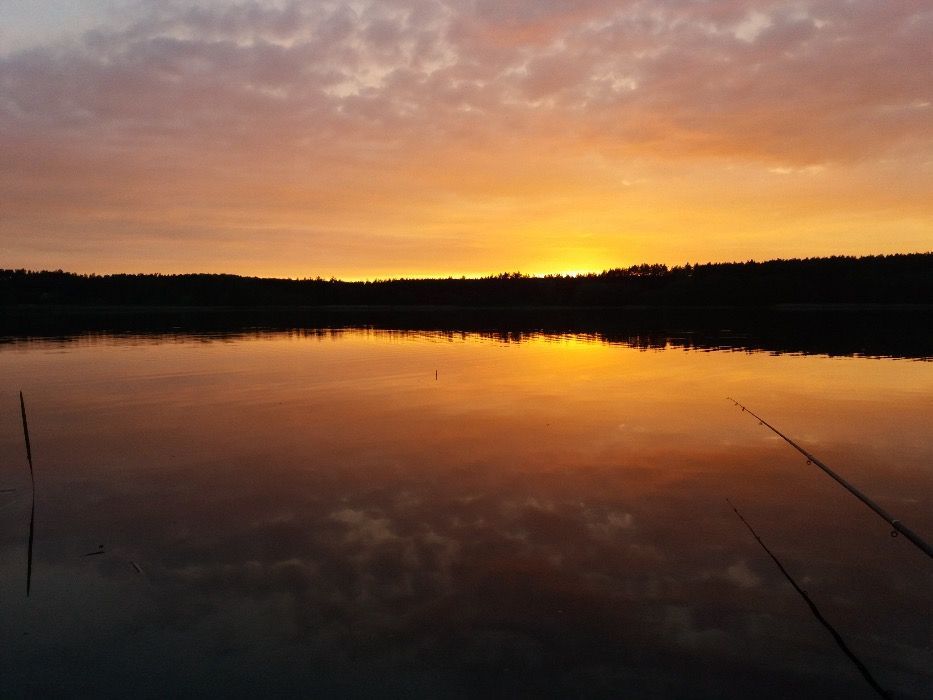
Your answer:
20;391;36;597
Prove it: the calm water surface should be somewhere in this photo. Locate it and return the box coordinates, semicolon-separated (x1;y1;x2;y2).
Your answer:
1;328;930;698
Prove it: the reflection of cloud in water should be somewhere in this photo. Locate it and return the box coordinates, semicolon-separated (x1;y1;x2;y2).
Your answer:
661;606;729;651
724;561;762;589
2;442;929;697
2;332;930;698
700;560;762;589
40;454;902;698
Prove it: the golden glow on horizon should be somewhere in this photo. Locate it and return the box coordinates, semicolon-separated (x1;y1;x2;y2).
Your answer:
0;1;930;277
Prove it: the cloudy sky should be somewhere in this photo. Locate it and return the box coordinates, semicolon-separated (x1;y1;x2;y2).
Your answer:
1;0;930;278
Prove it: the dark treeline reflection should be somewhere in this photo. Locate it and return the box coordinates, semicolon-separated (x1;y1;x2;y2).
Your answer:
2;253;931;307
2;306;930;359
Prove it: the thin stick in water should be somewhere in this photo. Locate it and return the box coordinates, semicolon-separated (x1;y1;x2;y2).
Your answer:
20;391;36;597
20;392;33;487
727;499;890;699
26;496;35;597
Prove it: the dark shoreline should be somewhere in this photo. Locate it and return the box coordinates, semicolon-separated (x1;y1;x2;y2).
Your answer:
4;254;931;308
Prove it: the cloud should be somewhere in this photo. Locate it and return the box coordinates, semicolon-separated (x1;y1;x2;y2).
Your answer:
0;0;930;274
3;1;928;161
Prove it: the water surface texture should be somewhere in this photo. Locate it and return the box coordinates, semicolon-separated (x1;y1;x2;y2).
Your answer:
1;327;930;697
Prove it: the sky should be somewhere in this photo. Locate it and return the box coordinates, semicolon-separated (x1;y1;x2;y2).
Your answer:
1;0;930;279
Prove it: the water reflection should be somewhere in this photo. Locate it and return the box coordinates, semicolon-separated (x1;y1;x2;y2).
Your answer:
0;329;930;697
2;306;931;359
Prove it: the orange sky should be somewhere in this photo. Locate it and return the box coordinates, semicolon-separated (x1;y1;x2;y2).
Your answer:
1;0;930;279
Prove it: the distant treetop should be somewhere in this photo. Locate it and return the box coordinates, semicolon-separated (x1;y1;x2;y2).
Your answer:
2;253;931;307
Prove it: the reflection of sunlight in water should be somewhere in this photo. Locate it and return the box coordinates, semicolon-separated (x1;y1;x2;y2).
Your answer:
0;329;930;697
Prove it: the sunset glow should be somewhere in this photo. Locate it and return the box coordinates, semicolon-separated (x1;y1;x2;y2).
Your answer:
1;0;930;278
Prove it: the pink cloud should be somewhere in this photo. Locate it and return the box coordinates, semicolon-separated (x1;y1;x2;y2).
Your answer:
0;0;930;273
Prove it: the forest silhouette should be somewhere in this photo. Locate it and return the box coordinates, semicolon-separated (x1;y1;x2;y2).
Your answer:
2;254;930;307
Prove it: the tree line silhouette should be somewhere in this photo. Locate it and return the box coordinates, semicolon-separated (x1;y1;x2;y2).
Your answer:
1;254;930;307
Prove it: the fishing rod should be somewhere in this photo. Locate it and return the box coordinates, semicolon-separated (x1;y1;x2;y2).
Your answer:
727;398;932;560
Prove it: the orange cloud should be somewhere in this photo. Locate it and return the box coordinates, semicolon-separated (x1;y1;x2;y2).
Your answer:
1;0;930;276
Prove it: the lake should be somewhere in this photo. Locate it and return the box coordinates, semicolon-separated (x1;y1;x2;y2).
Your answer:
1;313;930;698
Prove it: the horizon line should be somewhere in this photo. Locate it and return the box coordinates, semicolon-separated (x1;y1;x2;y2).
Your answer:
5;251;931;284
